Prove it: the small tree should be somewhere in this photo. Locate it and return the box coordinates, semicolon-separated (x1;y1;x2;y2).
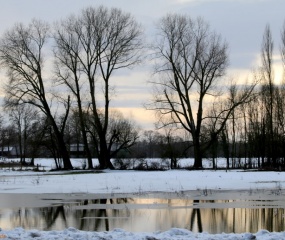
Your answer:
7;105;38;165
142;130;163;158
165;130;182;169
88;110;139;164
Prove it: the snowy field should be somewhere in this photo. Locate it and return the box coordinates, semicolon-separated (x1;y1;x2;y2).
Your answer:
0;227;283;240
0;158;285;239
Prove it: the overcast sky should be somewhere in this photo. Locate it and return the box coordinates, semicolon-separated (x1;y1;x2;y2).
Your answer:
0;0;284;129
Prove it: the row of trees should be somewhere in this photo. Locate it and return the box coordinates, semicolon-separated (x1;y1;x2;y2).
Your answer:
0;109;190;168
0;106;140;168
0;6;284;170
218;24;285;169
0;7;141;169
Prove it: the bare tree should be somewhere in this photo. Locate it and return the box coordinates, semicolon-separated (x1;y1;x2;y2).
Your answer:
0;20;73;169
279;22;285;160
7;104;38;165
142;130;162;158
260;25;277;166
149;14;256;168
0;115;10;157
105;111;139;159
161;127;184;169
87;110;139;165
53;15;93;168
54;6;143;169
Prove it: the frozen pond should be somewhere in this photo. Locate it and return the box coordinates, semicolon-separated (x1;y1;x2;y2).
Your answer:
0;190;285;234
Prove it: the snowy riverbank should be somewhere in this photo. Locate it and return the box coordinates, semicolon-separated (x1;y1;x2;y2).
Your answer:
0;227;284;240
0;158;285;239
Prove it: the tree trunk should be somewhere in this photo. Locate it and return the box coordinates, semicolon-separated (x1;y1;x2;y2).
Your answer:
193;136;203;169
77;82;93;169
51;119;73;170
98;139;114;169
84;139;93;169
56;133;73;170
98;152;114;169
80;123;93;169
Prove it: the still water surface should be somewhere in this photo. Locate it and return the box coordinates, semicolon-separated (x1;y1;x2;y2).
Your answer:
0;190;285;233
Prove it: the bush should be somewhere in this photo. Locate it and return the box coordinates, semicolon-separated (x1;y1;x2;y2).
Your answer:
113;158;131;170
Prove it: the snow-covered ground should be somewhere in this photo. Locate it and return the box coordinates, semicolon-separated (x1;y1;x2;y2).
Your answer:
0;158;283;194
0;227;283;240
0;158;285;239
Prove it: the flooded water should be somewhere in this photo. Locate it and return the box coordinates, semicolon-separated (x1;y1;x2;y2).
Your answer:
0;190;285;233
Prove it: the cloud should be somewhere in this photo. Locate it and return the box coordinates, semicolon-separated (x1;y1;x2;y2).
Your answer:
1;0;285;130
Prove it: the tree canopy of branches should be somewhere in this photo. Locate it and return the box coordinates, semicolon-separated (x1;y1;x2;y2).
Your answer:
0;20;73;169
54;6;143;169
149;14;256;168
88;110;139;160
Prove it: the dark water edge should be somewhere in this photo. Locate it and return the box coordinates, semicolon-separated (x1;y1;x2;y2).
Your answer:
0;189;285;234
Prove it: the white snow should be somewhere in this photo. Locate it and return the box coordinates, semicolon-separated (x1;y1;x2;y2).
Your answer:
0;158;285;239
1;227;284;240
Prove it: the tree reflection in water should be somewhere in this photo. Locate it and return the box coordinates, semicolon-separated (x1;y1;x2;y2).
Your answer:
189;200;203;232
1;198;285;233
71;198;130;231
43;205;67;230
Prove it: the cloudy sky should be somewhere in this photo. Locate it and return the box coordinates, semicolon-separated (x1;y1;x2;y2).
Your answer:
0;0;284;129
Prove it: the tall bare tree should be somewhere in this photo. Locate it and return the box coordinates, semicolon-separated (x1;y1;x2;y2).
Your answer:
149;14;255;168
54;15;93;168
54;6;143;169
260;25;277;166
0;20;73;169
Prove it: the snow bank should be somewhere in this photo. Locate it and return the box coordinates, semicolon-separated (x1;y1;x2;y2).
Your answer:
0;168;284;194
1;227;284;240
